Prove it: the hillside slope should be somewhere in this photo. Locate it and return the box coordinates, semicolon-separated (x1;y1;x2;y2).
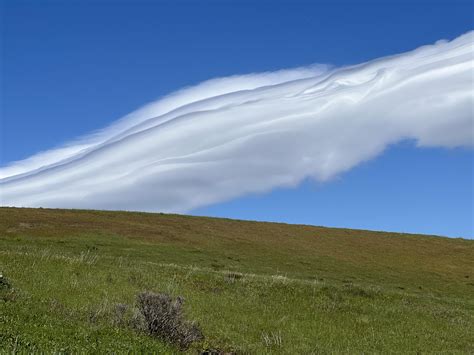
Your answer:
1;207;473;353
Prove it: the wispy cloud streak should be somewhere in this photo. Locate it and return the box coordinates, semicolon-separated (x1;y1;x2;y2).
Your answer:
1;32;473;212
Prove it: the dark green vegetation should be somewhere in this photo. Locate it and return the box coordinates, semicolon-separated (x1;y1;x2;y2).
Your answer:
1;207;473;353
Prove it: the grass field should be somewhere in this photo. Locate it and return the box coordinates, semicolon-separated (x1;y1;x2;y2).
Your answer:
1;207;473;353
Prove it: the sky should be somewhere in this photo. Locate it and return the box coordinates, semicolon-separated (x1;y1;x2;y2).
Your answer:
1;0;473;238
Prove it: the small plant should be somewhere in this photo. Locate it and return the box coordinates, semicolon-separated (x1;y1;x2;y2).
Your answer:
0;273;11;290
0;273;16;302
136;291;203;349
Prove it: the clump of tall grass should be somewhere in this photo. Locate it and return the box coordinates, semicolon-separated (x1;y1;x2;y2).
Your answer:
224;272;243;283
262;331;283;348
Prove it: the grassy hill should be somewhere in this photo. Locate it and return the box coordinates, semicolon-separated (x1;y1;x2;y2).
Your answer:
1;207;473;353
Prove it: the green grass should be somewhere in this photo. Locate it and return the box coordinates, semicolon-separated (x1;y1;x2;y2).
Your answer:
1;207;473;353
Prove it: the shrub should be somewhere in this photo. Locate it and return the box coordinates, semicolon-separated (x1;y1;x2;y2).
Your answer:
136;291;203;349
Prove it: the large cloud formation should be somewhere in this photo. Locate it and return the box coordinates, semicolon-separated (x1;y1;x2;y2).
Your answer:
1;32;473;212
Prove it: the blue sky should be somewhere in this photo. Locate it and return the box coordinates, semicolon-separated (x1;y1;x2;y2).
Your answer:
1;0;473;237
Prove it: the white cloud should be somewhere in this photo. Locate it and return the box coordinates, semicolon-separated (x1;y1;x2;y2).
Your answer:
1;32;473;212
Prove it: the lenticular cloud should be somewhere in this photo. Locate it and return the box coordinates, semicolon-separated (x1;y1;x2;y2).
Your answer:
1;32;473;212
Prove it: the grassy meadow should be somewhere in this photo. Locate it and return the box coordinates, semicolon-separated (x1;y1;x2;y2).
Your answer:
1;207;473;353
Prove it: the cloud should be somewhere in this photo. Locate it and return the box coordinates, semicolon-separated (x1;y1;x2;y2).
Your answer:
1;32;473;212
